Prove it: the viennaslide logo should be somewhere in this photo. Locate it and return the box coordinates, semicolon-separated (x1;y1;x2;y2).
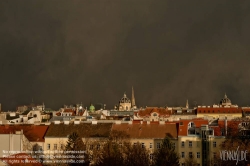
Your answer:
220;146;248;165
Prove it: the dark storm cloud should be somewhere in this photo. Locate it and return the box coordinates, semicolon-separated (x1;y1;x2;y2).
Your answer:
0;0;250;110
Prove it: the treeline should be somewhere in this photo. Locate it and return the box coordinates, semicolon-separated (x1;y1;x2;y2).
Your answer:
53;130;180;166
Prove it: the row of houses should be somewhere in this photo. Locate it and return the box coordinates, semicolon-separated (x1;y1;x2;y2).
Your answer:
1;94;250;125
1;115;247;166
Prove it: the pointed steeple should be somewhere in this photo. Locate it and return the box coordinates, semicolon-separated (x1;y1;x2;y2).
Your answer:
224;93;227;98
42;102;45;111
186;99;189;109
131;86;136;107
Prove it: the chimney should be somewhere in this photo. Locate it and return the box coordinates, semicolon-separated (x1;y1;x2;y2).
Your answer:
225;117;227;136
92;121;98;125
74;121;80;125
115;121;121;124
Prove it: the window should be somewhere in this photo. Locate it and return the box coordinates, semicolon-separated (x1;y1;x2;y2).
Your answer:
189;152;193;158
149;154;153;160
141;143;145;148
157;143;161;149
213;141;216;147
97;144;100;150
181;152;185;158
189;141;192;147
180;122;183;125
213;152;217;158
54;144;57;150
181;141;185;147
150;143;153;148
47;144;50;150
197;152;200;158
172;143;176;150
60;144;64;150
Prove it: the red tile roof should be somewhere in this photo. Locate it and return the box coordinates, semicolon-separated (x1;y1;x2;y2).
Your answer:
56;112;61;116
138;107;170;117
210;126;222;136
112;123;178;139
0;125;48;142
197;107;242;114
64;109;75;113
178;119;209;136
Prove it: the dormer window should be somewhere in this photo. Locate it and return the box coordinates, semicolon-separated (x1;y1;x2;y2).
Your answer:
153;113;157;116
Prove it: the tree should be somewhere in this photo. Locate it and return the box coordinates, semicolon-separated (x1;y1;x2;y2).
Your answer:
93;130;129;166
184;152;198;166
152;135;179;166
93;130;152;166
65;132;90;166
124;142;151;166
216;117;250;166
94;140;124;166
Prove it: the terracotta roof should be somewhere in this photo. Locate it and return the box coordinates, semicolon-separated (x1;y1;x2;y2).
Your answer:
78;111;85;116
138;107;170;117
45;123;113;138
56;112;61;116
0;125;48;142
112;123;178;139
64;109;75;113
197;107;242;113
178;119;209;136
210;126;222;136
0;153;42;166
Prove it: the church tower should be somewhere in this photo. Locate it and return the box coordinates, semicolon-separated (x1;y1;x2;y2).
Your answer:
186;99;189;109
131;86;136;109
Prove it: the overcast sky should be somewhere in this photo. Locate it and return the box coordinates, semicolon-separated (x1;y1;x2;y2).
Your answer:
0;0;250;110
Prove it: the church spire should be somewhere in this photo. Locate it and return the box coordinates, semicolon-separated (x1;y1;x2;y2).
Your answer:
186;99;189;109
131;86;136;107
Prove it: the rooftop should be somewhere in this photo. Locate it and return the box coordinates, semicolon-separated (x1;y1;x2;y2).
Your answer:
0;125;49;142
112;123;178;139
45;123;113;138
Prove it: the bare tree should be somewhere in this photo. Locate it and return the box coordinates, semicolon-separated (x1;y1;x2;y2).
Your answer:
184;153;198;166
216;117;250;166
152;135;179;166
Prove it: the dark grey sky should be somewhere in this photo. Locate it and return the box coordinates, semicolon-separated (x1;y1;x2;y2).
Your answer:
1;0;250;110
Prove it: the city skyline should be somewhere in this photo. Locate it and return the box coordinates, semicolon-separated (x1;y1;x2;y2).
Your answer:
1;1;250;110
